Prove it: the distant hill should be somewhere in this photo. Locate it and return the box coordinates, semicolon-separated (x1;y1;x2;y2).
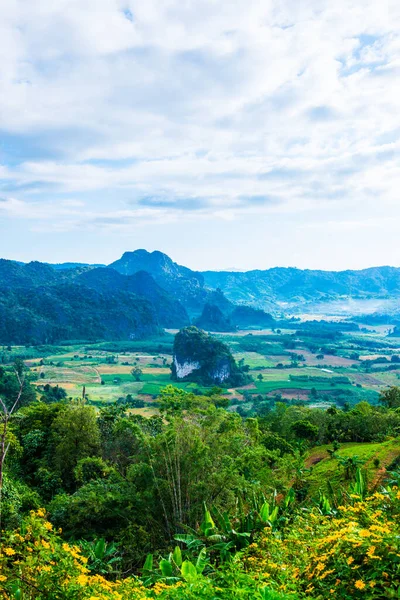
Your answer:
3;251;400;346
0;260;176;343
76;268;189;328
0;283;159;344
48;262;105;270
195;304;235;332
202;266;400;311
109;249;232;316
109;251;400;314
229;305;275;328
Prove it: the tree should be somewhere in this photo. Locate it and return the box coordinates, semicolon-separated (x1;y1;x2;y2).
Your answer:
131;367;143;382
0;361;26;500
379;386;400;409
291;420;319;442
257;374;263;382
52;403;101;487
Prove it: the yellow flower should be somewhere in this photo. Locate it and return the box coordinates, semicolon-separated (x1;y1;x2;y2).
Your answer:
44;521;53;531
41;539;50;549
355;580;366;590
347;556;354;565
76;574;88;586
369;581;376;588
0;575;6;582
359;529;371;538
4;548;15;556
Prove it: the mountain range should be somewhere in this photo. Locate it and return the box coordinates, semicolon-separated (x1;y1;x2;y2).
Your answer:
1;249;400;344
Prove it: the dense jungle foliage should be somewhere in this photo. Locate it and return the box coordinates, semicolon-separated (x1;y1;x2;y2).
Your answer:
0;364;400;598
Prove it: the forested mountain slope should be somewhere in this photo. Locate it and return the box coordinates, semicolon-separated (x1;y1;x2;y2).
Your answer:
202;265;400;309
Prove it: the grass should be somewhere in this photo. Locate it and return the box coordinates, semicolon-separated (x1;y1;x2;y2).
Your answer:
305;438;400;494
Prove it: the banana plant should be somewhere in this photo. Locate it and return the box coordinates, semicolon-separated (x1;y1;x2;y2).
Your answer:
79;537;121;575
141;546;207;586
317;492;333;515
351;467;366;498
173;492;295;566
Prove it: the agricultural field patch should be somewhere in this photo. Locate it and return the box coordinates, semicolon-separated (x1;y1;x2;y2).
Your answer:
291;349;358;367
38;365;101;384
4;322;396;413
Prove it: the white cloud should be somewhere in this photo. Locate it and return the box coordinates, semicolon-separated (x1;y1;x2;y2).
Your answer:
1;0;400;261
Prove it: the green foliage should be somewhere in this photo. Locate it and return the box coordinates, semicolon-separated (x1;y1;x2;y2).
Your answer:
0;364;36;410
0;282;160;344
290;420;319;441
171;326;250;386
79;537;121;575
379;386;400;408
51;403;101;487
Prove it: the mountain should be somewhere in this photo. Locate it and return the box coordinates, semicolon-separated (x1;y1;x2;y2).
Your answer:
76;268;189;328
109;250;229;316
171;326;248;386
195;304;235;332
0;259;191;342
0;260;166;344
0;284;159;344
109;251;400;315
202;266;400;312
48;262;105;270
0;259;59;287
229;305;275;328
4;251;400;345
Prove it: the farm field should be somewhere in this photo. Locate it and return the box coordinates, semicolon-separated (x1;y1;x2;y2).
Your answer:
3;319;399;414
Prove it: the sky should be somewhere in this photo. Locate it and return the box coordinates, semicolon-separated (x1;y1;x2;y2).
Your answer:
1;0;400;272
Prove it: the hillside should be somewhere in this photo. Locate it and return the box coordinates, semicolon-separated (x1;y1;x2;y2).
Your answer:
110;250;209;314
4;253;400;339
0;284;160;344
76;268;190;328
108;251;400;314
0;260;188;343
202;266;400;310
109;250;233;316
195;303;235;332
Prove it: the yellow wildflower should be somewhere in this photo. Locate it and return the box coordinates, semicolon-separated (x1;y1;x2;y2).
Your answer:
76;574;88;585
359;529;371;538
355;580;366;590
4;548;15;556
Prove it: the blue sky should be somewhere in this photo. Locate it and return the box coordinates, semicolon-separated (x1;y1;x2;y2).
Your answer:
1;0;400;271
